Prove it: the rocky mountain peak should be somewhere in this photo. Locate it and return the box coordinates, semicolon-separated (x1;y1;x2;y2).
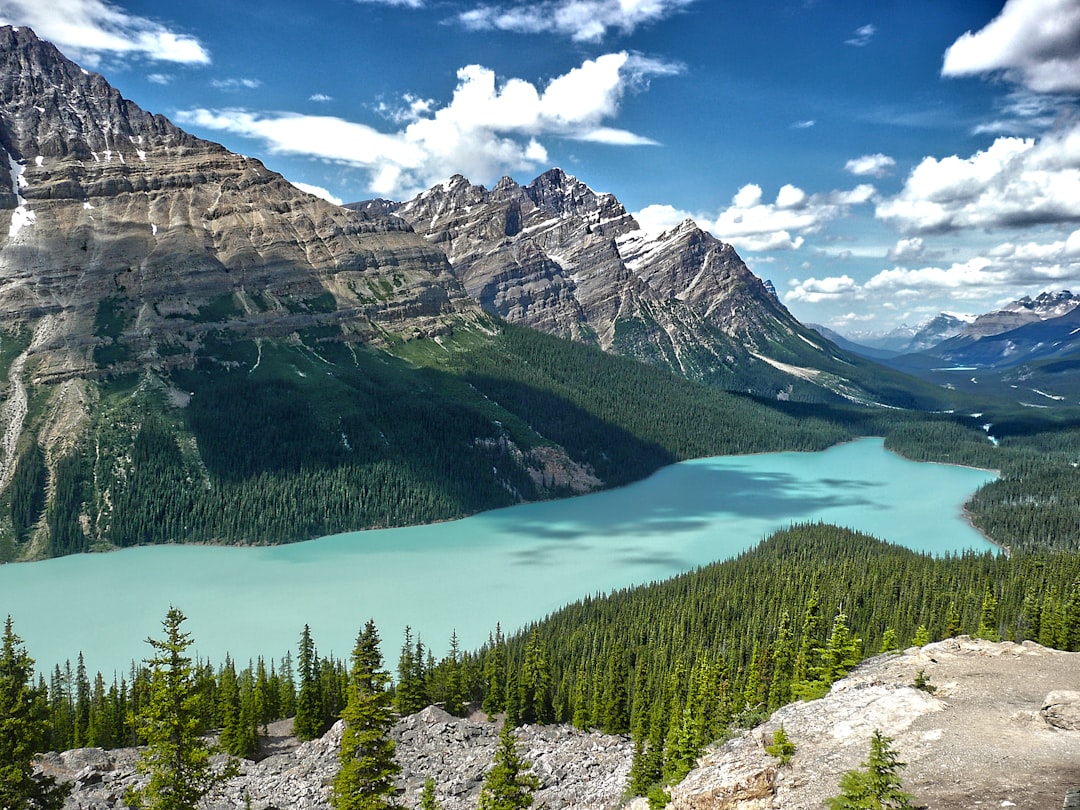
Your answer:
1006;288;1078;317
0;26;474;386
0;25;199;165
354;170;863;400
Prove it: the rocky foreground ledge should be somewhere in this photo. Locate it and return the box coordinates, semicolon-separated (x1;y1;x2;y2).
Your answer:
40;637;1080;810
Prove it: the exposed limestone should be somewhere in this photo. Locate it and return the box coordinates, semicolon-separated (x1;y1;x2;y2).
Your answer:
351;171;831;396
42;707;634;810
0;26;479;389
667;637;1080;810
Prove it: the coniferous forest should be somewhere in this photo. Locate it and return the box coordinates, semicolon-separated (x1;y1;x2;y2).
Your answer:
4;322;1080;804
9;519;1080;799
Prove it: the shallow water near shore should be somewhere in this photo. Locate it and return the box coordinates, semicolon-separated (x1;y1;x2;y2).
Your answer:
0;438;996;676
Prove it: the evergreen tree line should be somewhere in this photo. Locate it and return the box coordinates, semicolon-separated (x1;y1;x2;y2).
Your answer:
461;524;1080;798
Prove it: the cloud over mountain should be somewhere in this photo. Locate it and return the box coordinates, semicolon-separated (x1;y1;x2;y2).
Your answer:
0;0;209;65
788;228;1080;307
875;123;1080;234
178;52;677;198
635;183;875;254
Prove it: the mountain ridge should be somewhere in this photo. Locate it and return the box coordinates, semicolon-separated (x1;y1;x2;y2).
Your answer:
351;172;951;408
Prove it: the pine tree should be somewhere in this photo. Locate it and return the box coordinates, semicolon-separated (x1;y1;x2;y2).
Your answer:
764;725;795;765
944;601;961;638
477;719;540;810
482;625;507;719
911;625;930;647
0;616;70;810
976;588;1000;642
441;631;466;717
517;629;552;724
395;626;429;716
879;628;898;654
816;609;862;684
417;776;441;810
330;620;399;810
125;607;237;810
294;625;323;740
825;730;915;810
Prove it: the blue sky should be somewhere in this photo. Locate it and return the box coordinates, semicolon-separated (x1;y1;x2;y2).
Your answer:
3;0;1080;334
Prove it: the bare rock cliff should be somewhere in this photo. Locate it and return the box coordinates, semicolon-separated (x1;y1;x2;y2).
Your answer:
0;25;476;386
350;171;828;394
662;636;1080;810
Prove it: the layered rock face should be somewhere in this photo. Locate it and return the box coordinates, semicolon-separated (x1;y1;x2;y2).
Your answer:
0;25;474;385
353;170;823;389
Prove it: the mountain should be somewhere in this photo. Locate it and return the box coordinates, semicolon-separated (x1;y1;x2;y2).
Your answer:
835;312;971;356
0;26;876;562
959;289;1079;340
351;173;947;408
805;324;902;360
879;291;1080;405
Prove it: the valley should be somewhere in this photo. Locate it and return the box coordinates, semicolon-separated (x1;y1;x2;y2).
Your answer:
0;16;1079;810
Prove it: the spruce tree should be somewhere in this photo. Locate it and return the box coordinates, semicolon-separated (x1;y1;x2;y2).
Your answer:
125;607;237;810
395;626;429;716
0;616;69;810
417;777;441;810
976;588;1000;642
477;719;540;810
294;624;323;740
517;629;552;724
441;631;466;717
482;625;507;719
330;620;399;810
825;730;915;810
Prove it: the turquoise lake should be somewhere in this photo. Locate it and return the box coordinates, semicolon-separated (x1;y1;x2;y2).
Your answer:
0;438;996;677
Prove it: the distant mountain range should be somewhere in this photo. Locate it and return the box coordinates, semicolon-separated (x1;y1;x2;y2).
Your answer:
828;290;1080;405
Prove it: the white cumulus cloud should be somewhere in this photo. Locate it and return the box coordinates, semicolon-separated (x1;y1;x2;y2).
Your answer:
0;0;210;65
633;182;875;252
460;0;696;42
290;182;344;205
177;52;674;198
788;228;1080;309
876;121;1080;234
211;78;261;91
353;0;424;6
708;182;875;253
942;0;1080;93
845;153;896;178
787;275;860;303
845;23;877;47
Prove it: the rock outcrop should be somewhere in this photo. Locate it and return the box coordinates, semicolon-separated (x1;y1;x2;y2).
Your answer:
661;637;1080;810
40;707;634;810
41;638;1080;810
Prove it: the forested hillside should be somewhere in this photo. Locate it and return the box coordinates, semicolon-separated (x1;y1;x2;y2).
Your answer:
0;322;890;561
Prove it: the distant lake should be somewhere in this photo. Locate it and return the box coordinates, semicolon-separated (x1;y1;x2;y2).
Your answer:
0;438;996;677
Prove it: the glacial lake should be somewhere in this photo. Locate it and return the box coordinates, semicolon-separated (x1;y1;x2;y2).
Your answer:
0;438;996;677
